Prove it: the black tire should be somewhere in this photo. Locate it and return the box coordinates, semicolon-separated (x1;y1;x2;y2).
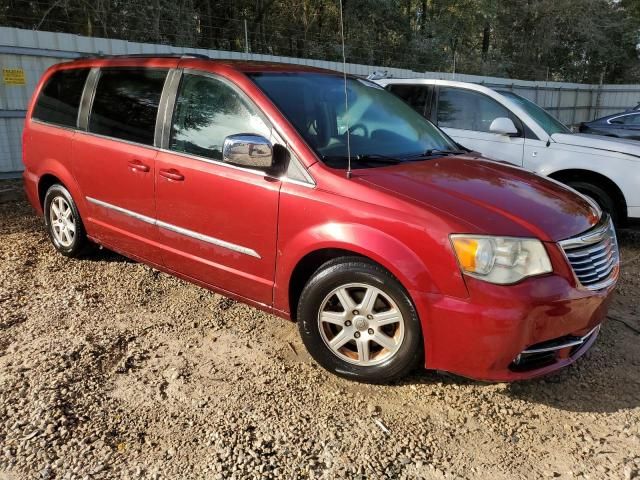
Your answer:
297;257;423;383
43;184;89;257
566;181;620;225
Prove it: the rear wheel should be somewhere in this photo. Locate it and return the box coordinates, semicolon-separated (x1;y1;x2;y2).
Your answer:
566;180;619;224
44;184;89;257
297;257;423;383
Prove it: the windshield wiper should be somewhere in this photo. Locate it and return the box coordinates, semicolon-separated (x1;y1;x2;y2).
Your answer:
403;149;466;160
355;154;401;164
321;154;401;165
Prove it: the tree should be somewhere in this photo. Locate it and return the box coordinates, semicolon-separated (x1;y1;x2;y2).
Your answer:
1;0;638;83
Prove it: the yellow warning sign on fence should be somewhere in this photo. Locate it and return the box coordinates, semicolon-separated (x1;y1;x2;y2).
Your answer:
2;68;26;85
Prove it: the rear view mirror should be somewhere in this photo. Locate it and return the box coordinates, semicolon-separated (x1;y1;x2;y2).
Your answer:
489;117;519;136
223;134;273;170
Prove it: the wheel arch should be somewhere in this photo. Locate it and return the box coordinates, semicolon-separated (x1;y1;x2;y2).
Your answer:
548;168;627;222
288;248;367;321
34;159;88;221
38;173;63;209
278;223;447;321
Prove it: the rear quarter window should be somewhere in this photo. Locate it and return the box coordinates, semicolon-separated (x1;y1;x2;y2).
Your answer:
387;84;430;116
32;68;90;128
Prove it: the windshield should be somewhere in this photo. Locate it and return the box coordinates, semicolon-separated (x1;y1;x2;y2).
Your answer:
248;73;460;168
499;90;571;136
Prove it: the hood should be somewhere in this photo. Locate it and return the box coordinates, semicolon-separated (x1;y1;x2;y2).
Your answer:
552;133;640;158
355;156;600;242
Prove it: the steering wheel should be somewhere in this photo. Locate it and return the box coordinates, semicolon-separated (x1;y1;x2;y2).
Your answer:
348;123;368;137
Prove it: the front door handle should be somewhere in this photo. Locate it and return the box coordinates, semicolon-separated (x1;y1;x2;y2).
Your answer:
159;168;185;181
128;159;150;173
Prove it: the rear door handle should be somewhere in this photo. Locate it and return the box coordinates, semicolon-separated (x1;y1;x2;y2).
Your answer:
128;159;150;173
159;168;185;181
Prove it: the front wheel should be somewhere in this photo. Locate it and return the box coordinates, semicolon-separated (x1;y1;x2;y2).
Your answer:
297;257;423;383
565;180;620;225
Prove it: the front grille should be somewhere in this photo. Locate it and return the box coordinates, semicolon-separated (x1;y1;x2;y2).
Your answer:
559;216;619;290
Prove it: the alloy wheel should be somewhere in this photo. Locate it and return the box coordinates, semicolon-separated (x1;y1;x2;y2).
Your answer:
317;282;405;366
49;196;76;248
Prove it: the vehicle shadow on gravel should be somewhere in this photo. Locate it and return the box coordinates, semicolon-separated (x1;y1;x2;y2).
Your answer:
400;363;640;414
0;181;132;264
504;312;640;413
83;247;133;264
397;317;640;414
503;367;640;413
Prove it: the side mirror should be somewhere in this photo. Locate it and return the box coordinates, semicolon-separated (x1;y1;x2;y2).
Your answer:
222;134;273;170
489;117;519;136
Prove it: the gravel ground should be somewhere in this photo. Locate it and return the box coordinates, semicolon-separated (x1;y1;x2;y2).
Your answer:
0;179;639;480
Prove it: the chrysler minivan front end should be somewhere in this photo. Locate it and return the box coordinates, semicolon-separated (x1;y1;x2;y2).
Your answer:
417;215;618;381
251;71;619;382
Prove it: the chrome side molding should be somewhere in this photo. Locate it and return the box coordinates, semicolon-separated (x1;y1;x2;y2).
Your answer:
86;196;261;258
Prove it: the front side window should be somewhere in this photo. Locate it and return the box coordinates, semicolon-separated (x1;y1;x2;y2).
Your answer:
169;74;270;161
437;87;517;134
499;90;570;136
32;68;89;128
248;73;458;169
89;68;167;146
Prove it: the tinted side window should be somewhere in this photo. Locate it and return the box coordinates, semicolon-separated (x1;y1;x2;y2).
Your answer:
169;74;270;161
438;87;517;134
33;69;89;128
388;84;429;115
614;114;640;125
89;69;167;146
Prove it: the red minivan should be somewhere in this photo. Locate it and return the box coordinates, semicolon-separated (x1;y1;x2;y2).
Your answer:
22;55;619;382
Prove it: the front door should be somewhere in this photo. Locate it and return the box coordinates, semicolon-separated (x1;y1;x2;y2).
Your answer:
155;72;280;305
72;68;169;264
436;86;525;166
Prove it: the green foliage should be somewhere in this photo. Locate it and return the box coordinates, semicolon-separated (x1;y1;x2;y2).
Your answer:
1;0;638;82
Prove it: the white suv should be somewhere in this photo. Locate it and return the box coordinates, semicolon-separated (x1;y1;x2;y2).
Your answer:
377;78;640;224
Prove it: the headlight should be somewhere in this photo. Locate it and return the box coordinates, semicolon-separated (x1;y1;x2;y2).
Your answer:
450;235;552;284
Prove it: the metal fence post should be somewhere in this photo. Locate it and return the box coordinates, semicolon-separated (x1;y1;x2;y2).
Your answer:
594;70;605;120
587;87;594;121
571;89;579;126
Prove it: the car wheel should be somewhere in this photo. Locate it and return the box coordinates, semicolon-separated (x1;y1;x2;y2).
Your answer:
44;184;89;257
566;181;619;225
297;257;423;383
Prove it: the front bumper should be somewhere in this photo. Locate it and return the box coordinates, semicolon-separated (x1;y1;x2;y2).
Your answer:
411;273;616;382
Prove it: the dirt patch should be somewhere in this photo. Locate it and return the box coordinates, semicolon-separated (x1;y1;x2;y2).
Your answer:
1;179;639;479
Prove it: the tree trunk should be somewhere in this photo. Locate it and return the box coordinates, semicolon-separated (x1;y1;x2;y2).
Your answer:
481;22;490;59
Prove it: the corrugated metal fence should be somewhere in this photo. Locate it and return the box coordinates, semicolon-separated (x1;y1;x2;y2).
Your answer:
1;26;640;175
